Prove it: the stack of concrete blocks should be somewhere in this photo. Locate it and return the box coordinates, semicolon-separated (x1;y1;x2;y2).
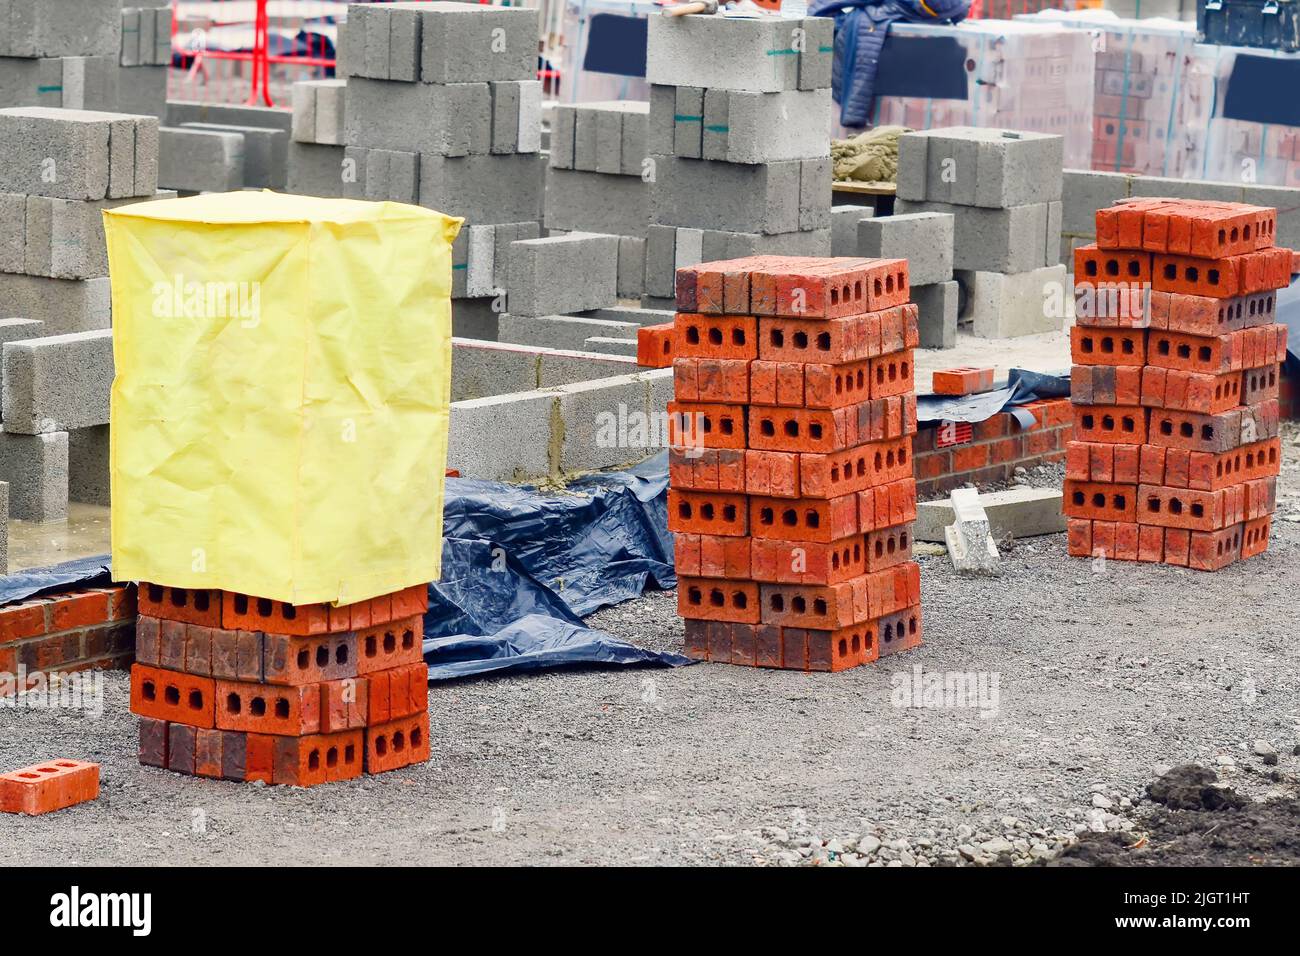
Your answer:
117;5;173;119
287;79;348;197
0;106;165;522
872;20;1095;170
857;212;956;349
335;2;545;341
547;100;650;299
640;15;835;311
0;0;122;111
896;126;1067;340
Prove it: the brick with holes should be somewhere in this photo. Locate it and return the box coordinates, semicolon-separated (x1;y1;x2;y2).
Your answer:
262;631;358;686
876;603;923;657
1062;480;1138;523
800;435;913;498
274;729;365;786
758;303;917;364
677;577;761;623
859;477;918;532
215;678;322;736
743;450;800;498
673;313;758;360
1241;515;1271;559
1141;367;1244;415
1070;326;1147;367
1146;407;1245;454
667;400;747;450
668;489;749;537
1071;405;1148;445
931;366;995;395
751;356;880;408
1242;364;1281;406
138;583;223;627
675;532;753;579
749;493;858;543
749;535;866;585
673;357;750;404
1152;247;1292;298
130;664;216;728
863;522;914;572
365;712;431;775
0;759;99;815
1147;324;1287;376
636;323;675;368
1137;484;1244;532
1150;289;1277;336
747;398;912;455
354;616;424;676
1187;525;1243;571
750;257;910;317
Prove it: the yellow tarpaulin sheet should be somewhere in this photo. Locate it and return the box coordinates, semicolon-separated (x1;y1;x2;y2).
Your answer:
103;191;463;605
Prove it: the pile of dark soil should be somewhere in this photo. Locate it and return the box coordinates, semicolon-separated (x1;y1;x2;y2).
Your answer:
1053;765;1300;866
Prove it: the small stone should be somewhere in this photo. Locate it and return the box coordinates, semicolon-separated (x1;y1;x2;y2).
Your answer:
1215;754;1236;767
1262;753;1278;766
1252;739;1276;757
1091;794;1114;809
981;837;1014;856
957;844;978;861
858;834;882;856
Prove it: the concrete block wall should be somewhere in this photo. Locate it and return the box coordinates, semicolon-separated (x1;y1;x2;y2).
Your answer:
897;126;1067;341
641;16;835;308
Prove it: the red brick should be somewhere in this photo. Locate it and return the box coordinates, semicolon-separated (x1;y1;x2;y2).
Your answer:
750;494;858;543
951;443;990;472
1148;324;1286;376
1153;247;1291;297
211;627;264;682
49;591;110;632
1241;515;1272;559
668;447;745;493
668;489;749;537
321;678;369;733
139;583;223;627
245;734;274;784
1138;524;1165;562
1071;365;1142;406
216;678;321;736
758;304;916;364
1066;518;1092;557
864;522;913;572
0;760;99;815
1156;289;1277;336
800;435;913;498
167;723;197;774
1073;404;1147;445
1071;326;1146;366
673;356;750;403
1242;364;1281;406
1063;480;1138;522
876;603;923;658
262;631;357;686
678;577;760;624
674;533;752;579
355;616;423;676
130;664;216;728
748;397;914;455
931;366;995;395
0;600;49;645
744;449;800;498
275;729;365;786
1147;406;1253;454
674;313;758;360
858;478;917;532
194;728;224;778
666;400;747;451
1075;243;1152;284
869;350;914;400
750;257;910;317
1138;484;1243;532
138;716;168;768
1187;525;1242;571
750;535;865;585
364;712;430;776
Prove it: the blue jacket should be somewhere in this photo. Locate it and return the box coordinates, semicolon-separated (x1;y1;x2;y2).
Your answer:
809;0;971;129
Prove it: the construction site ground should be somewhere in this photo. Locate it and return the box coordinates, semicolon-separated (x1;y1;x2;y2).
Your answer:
2;423;1296;867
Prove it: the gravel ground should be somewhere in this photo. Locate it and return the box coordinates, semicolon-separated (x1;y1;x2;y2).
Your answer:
2;425;1298;867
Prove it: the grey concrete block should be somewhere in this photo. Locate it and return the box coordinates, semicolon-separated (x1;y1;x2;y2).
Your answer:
419;152;544;224
450;339;537;400
0;55;120;110
798;16;834;91
897;197;1055;274
0;56;65;109
464;224;497;298
640;295;675;311
900;127;1064;208
594;104;625;175
831;204;872;257
573;101;600;170
19;192;174;280
1060;168;1131;235
286;141;345;198
447;390;554;481
896;130;927;202
291;79;346;145
586;306;675;327
113;63;167;120
2;329;114;434
120;9;142;67
857;211;954;286
915;487;1065;543
0;427;68;521
650;155;802;235
544;167;648;238
518;80;542;154
644;224;676;300
674;227;703;273
702;88;831;164
800;156;831;231
617;236;645;299
0;192;25;273
67;424;109;506
673;87;703;159
912;281;957;350
0;107;118;200
583;336;638;357
181;122;287;189
957;264;1066;339
498;313;639;352
0;0;121;58
1129;175;1244;203
646;85;674;158
490;80;521;154
554;370;672;475
0;273;110;335
165;101;293;134
452;296;502;342
344;77;491;156
158;126;244;192
0;318;45;347
507;233;619;318
550;103;576;170
490;221;541;294
620;102;648;177
416;2;538;84
646;16;825;93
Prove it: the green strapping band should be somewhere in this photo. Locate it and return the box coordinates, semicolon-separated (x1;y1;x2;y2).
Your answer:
37;85;62;93
673;114;702;123
452;263;467;270
704;125;729;133
766;48;799;56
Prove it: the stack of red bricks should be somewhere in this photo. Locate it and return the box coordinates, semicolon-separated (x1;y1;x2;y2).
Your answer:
667;255;923;671
1066;198;1290;569
130;583;430;786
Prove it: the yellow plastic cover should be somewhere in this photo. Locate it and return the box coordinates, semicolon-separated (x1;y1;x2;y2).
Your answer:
103;191;463;605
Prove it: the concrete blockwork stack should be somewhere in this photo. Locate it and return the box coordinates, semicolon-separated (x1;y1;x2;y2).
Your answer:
336;1;544;338
1064;198;1290;569
897;126;1068;340
131;584;432;786
0;0;121;111
0;106;167;521
857;212;956;349
641;15;835;310
117;5;173;119
668;255;923;670
288;79;347;197
547;101;650;299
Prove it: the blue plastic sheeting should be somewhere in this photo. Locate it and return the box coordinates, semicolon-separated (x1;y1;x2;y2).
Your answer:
0;456;690;681
916;367;1071;426
427;453;688;680
0;554;112;607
